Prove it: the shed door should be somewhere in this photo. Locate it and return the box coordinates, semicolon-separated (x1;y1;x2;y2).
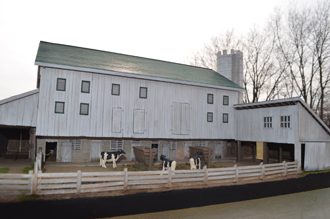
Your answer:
61;142;72;162
133;109;145;134
112;107;122;133
91;141;101;162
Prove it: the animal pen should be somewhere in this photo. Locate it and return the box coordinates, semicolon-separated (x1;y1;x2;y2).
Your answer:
0;152;299;196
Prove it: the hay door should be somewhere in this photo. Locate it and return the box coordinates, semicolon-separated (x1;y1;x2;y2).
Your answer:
61;142;72;162
91;140;101;162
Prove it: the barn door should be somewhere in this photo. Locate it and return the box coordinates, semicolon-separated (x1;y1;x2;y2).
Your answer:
133;109;146;134
61;142;72;162
162;145;170;158
171;102;190;135
112;107;122;133
91;140;101;162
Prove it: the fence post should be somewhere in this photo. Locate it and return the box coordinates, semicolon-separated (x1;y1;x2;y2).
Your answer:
207;148;211;168
260;162;264;180
34;160;38;174
283;161;287;177
149;148;152;171
124;168;128;190
29;170;33;195
167;169;172;188
203;166;208;185
77;170;82;194
234;165;238;183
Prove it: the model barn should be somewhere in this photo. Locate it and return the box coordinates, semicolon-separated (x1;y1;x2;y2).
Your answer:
0;41;329;171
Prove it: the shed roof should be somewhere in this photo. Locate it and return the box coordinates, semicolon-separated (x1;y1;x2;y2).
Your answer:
234;97;330;135
35;41;243;91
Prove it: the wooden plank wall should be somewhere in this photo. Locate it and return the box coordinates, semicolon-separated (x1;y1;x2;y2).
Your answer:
36;67;238;139
304;142;330;171
236;105;298;143
0;91;38;127
298;104;330;141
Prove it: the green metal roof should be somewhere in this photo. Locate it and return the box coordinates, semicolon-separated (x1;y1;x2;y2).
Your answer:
35;41;243;90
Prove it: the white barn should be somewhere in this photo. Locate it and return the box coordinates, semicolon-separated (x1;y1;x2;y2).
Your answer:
0;41;329;171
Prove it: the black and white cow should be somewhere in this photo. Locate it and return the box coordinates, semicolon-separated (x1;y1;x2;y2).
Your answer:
159;155;176;174
189;151;203;170
100;150;126;168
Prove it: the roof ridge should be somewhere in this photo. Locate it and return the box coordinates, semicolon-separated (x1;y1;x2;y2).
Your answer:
39;41;213;72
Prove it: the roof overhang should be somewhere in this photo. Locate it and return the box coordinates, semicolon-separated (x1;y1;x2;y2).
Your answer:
0;89;39;105
35;62;245;93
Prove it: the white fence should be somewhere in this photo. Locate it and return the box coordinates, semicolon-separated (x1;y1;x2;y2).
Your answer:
0;161;299;196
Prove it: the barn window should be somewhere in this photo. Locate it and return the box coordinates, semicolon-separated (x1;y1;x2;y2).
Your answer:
167;141;177;150
207;94;213;104
139;87;148;99
81;81;90;93
110;140;123;150
207;112;213;122
280;116;291;128
223;113;229;123
264;117;273;128
223;96;229;105
70;139;82;150
112;84;120;95
56;78;66;91
80;103;89;115
55;101;65;114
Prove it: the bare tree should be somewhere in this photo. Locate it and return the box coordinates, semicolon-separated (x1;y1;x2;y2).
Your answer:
309;0;330;120
242;25;283;103
188;29;242;70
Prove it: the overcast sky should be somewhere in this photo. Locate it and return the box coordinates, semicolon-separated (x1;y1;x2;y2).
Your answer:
0;0;314;100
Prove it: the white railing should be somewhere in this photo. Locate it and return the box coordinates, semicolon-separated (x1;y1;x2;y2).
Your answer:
0;161;299;196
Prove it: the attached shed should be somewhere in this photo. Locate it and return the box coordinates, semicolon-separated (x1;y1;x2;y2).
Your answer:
0;89;39;159
234;98;330;171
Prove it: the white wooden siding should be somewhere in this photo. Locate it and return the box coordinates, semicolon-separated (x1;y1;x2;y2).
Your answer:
36;67;238;139
304;142;330;171
133;109;145;134
298;104;330;141
236;105;298;143
0;90;38;127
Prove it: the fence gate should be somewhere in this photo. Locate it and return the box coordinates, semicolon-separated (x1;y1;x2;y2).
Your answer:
61;142;72;162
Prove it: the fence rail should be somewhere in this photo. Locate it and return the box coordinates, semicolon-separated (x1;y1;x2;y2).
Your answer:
0;161;299;196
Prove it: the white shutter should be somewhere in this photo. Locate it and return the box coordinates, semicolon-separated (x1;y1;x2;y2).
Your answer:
181;103;190;135
133;109;145;134
112;107;122;133
171;102;181;135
